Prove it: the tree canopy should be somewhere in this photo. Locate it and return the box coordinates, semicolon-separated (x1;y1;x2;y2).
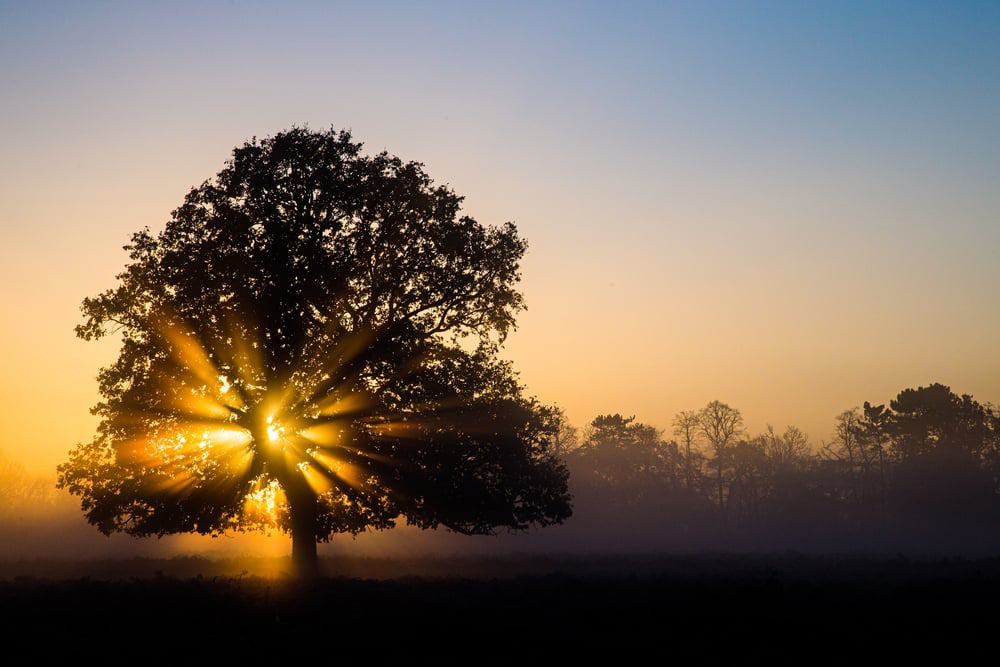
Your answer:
58;127;571;573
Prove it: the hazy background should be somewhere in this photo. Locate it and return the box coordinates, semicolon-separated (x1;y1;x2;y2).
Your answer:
2;0;998;484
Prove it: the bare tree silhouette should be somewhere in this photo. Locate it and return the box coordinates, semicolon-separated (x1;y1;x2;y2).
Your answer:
697;401;744;516
672;410;701;492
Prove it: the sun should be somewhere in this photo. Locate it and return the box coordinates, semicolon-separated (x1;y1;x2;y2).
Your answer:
117;307;397;530
265;415;286;444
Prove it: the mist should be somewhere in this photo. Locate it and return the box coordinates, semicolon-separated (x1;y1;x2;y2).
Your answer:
6;382;999;564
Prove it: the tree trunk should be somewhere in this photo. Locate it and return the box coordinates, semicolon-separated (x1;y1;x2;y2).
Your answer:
289;492;319;579
685;441;692;491
716;452;725;515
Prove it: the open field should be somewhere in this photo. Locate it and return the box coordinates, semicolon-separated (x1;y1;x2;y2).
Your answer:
1;555;996;660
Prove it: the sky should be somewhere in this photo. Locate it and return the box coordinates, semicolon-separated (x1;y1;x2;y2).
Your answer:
1;1;999;473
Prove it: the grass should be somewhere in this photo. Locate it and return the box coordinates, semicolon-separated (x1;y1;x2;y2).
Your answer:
1;554;995;660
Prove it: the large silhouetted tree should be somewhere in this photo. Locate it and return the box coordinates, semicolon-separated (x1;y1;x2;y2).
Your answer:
58;127;571;575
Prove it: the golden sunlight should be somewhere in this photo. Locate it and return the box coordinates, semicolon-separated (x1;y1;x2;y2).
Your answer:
116;308;395;532
265;416;286;444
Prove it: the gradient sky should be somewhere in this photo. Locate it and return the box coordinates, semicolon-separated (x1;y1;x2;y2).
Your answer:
2;1;999;472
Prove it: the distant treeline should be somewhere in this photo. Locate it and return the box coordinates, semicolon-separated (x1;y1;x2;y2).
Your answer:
552;383;1000;552
0;451;57;514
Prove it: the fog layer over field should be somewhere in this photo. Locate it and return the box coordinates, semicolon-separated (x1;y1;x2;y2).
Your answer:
5;383;1000;561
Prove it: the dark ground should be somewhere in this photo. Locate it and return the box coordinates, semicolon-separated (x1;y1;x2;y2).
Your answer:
1;555;996;661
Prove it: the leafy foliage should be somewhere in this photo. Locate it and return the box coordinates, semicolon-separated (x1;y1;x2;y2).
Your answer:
58;127;571;548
